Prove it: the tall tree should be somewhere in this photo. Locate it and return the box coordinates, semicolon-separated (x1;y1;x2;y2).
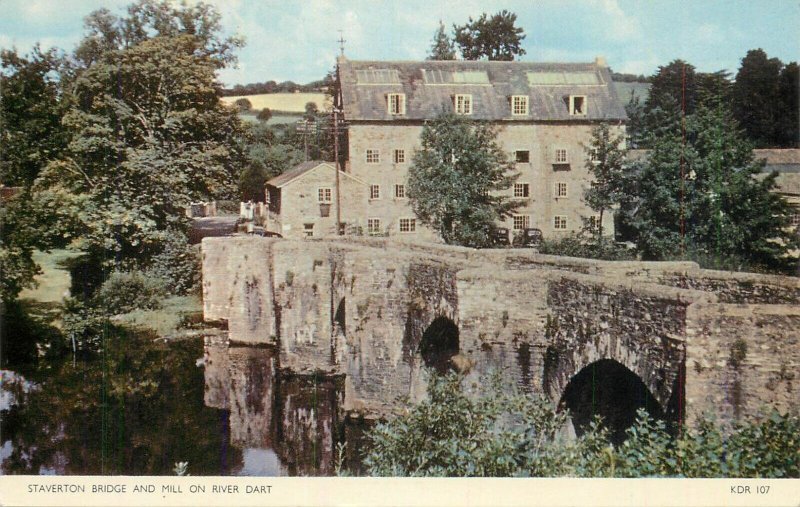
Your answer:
428;21;455;60
406;112;520;247
645;60;698;117
583;124;627;242
453;10;526;61
0;46;68;187
622;96;798;271
37;33;244;265
732;49;783;148
776;61;799;148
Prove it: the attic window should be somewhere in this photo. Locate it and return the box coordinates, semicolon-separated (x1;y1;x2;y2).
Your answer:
511;95;529;116
387;93;406;115
569;96;587;116
454;94;472;115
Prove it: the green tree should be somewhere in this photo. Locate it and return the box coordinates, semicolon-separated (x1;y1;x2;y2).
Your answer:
256;107;272;122
776;61;799;148
622;97;798;271
234;98;252;112
238;123;304;201
37;33;244;267
583;123;627;242
453;10;526;61
645;60;698;117
0;46;68;187
406;112;520;247
427;20;455;60
732;49;783;148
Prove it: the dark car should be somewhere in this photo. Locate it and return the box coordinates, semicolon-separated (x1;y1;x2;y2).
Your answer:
493;227;510;247
520;228;543;248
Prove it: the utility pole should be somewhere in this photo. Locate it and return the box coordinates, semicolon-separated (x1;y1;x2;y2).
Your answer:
334;33;345;235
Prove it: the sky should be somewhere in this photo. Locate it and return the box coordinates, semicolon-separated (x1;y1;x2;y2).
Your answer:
1;0;798;87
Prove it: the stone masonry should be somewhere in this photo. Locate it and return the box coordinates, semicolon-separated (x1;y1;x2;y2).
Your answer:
202;236;800;425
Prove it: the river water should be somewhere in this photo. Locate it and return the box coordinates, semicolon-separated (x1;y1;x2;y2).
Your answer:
0;330;365;476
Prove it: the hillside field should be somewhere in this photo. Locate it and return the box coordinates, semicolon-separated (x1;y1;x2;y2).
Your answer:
221;92;331;113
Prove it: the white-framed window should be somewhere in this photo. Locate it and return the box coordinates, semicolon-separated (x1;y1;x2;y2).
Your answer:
393;149;406;164
588;215;600;231
514;183;530;198
395;184;406;199
515;150;530;163
512;215;530;230
454;94;473;115
318;187;332;203
790;211;800;227
387;93;406;115
366;149;380;164
367;218;381;235
589;147;600;164
399;218;416;233
555;182;568;198
511;95;529;116
569;95;587;116
553;216;568;230
370;184;381;200
554;148;569;164
303;223;314;237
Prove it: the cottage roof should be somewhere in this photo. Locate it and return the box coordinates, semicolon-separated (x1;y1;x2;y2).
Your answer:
266;161;366;188
338;58;627;122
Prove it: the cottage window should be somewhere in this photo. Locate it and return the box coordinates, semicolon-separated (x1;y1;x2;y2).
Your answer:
393;149;406;164
387;93;406;115
395;184;406;199
554;148;569;164
399;218;416;233
790;212;800;227
454;94;473;115
511;95;529;116
367;218;381;235
553;216;568;230
366;149;380;164
555;182;568;198
569;95;587;115
318;187;332;203
515;150;530;163
588;215;600;231
512;215;530;230
589;148;600;164
304;223;314;237
514;183;530;198
370;184;381;200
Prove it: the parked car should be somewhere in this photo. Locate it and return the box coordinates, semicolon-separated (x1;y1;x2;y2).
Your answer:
520;228;543;248
492;227;510;247
249;225;282;238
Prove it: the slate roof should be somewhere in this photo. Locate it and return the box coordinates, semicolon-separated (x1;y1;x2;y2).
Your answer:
339;58;628;122
266;161;366;188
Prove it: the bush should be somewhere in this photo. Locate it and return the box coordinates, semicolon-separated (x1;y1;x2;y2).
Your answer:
257;108;272;122
145;234;200;296
361;373;800;478
94;271;167;314
234;98;252;112
538;234;636;261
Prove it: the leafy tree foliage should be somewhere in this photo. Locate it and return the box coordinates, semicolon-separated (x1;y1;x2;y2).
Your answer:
362;373;799;478
406;112;520;247
583;123;628;241
238;122;304;201
621;97;798;271
0;46;69;187
256;108;273;122
453;10;526;61
234;98;252;112
427;21;455;60
38;33;243;266
732;49;798;148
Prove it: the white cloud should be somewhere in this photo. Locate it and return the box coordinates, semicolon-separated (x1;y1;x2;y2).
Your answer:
590;0;642;42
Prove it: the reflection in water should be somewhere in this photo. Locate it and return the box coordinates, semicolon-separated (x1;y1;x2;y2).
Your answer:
203;339;347;476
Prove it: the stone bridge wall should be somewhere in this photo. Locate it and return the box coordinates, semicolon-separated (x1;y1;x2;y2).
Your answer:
202;237;800;424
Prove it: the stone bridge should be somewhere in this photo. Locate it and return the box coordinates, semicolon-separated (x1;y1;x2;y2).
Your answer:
202;237;800;434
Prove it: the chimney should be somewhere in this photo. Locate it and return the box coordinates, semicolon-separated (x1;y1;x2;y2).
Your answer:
595;56;607;68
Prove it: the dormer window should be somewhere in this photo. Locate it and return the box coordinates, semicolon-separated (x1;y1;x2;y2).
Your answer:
454;94;473;115
511;95;529;116
569;95;587;116
387;93;406;115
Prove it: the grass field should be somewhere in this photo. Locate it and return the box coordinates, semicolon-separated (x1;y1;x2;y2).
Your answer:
222;92;331;113
19;249;82;303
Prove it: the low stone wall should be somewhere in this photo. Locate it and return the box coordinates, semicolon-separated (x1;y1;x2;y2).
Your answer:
657;269;800;304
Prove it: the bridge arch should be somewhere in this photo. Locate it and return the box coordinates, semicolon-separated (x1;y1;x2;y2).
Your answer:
418;316;460;374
